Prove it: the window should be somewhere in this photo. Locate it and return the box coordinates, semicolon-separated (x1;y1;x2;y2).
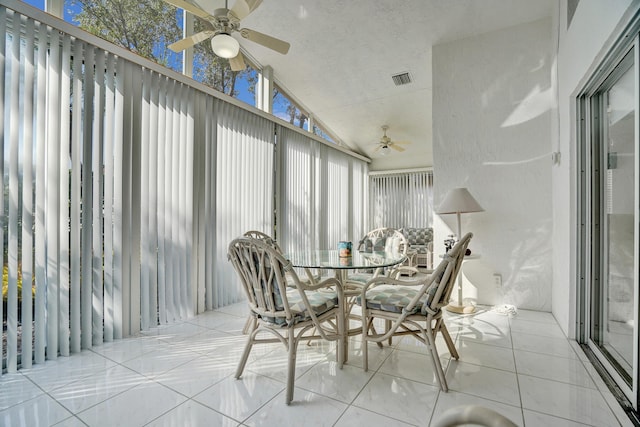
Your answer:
273;84;309;130
28;0;344;148
312;123;335;143
65;0;184;74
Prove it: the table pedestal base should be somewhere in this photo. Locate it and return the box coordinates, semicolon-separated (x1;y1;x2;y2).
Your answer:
445;303;476;314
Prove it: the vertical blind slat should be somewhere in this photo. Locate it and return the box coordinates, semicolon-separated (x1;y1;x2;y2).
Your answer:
81;44;94;349
113;57;124;340
21;16;35;369
148;73;159;324
140;69;151;330
45;28;60;360
156;76;167;323
58;33;71;357
0;6;6;377
129;63;143;335
178;86;187;318
92;49;105;345
33;21;47;364
70;38;83;352
103;53;115;342
7;13;20;372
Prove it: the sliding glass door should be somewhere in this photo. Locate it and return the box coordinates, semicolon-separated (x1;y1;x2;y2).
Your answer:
579;40;638;408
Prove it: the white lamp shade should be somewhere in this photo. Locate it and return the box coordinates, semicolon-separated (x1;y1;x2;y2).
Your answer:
379;146;391;156
211;33;240;58
437;187;484;214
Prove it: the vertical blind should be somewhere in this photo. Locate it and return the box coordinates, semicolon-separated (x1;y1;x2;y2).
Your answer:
369;171;433;229
210;98;275;309
0;4;368;374
0;7;273;372
277;126;368;252
0;7;198;372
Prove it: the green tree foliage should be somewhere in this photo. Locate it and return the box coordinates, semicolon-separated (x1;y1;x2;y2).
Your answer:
69;0;182;68
68;0;249;96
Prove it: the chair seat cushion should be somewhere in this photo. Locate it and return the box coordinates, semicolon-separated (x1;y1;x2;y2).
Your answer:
360;284;438;314
256;289;338;326
345;273;373;284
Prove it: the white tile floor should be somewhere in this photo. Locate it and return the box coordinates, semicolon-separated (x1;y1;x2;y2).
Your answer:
0;303;634;426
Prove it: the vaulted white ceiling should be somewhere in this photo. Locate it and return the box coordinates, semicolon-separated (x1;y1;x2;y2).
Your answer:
194;0;553;171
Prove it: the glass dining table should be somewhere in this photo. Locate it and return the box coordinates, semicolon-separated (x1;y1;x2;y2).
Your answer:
285;249;407;362
286;249;407;279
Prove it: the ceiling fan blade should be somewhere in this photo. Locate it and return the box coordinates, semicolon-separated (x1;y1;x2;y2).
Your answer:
168;31;214;52
390;144;405;152
229;51;246;71
240;28;290;54
162;0;211;19
373;145;382;153
230;0;263;20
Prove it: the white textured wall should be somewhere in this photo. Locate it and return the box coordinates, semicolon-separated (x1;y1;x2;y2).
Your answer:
432;18;553;311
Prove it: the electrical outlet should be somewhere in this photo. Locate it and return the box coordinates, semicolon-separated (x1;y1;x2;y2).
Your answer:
493;273;502;287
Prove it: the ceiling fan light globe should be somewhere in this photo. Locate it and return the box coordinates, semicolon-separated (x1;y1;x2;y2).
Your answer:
211;33;240;58
379;146;390;156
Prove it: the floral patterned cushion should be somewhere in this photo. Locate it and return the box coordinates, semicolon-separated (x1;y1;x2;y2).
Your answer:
345;272;373;284
400;228;433;247
255;288;338;326
360;284;439;315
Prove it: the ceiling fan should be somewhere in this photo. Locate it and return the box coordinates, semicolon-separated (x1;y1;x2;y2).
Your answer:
373;125;411;156
162;0;290;71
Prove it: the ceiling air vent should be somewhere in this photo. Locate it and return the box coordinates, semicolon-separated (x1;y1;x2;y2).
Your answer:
391;72;412;86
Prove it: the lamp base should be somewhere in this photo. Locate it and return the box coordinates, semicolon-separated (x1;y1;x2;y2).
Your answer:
445;303;476;314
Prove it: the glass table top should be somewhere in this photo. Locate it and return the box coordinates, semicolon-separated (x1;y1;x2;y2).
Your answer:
285;249;406;270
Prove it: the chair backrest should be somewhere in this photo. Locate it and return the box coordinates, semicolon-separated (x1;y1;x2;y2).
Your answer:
228;237;295;323
423;232;473;312
243;230;283;253
358;227;408;255
400;227;433;246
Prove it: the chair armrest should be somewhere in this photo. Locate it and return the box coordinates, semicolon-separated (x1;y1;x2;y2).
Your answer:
298;276;341;292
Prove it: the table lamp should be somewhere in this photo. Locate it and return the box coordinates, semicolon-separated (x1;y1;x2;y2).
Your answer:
437;187;484;314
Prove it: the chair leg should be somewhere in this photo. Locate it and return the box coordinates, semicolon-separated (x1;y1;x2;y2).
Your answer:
362;313;369;372
337;309;345;369
242;315;255;335
438;320;459;360
386;319;392;346
286;328;298;405
235;330;256;379
425;328;448;392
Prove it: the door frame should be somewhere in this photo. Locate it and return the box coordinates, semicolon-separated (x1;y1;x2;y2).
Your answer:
576;28;640;410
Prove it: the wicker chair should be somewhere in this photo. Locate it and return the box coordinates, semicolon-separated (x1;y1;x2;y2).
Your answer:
228;237;345;405
346;227;408;286
358;232;472;392
243;230;283;252
243;230;321;284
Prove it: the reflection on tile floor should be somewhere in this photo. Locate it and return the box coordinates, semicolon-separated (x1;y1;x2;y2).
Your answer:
0;303;634;426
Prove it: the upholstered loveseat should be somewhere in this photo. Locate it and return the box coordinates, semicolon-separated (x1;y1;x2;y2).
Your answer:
399;227;434;269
